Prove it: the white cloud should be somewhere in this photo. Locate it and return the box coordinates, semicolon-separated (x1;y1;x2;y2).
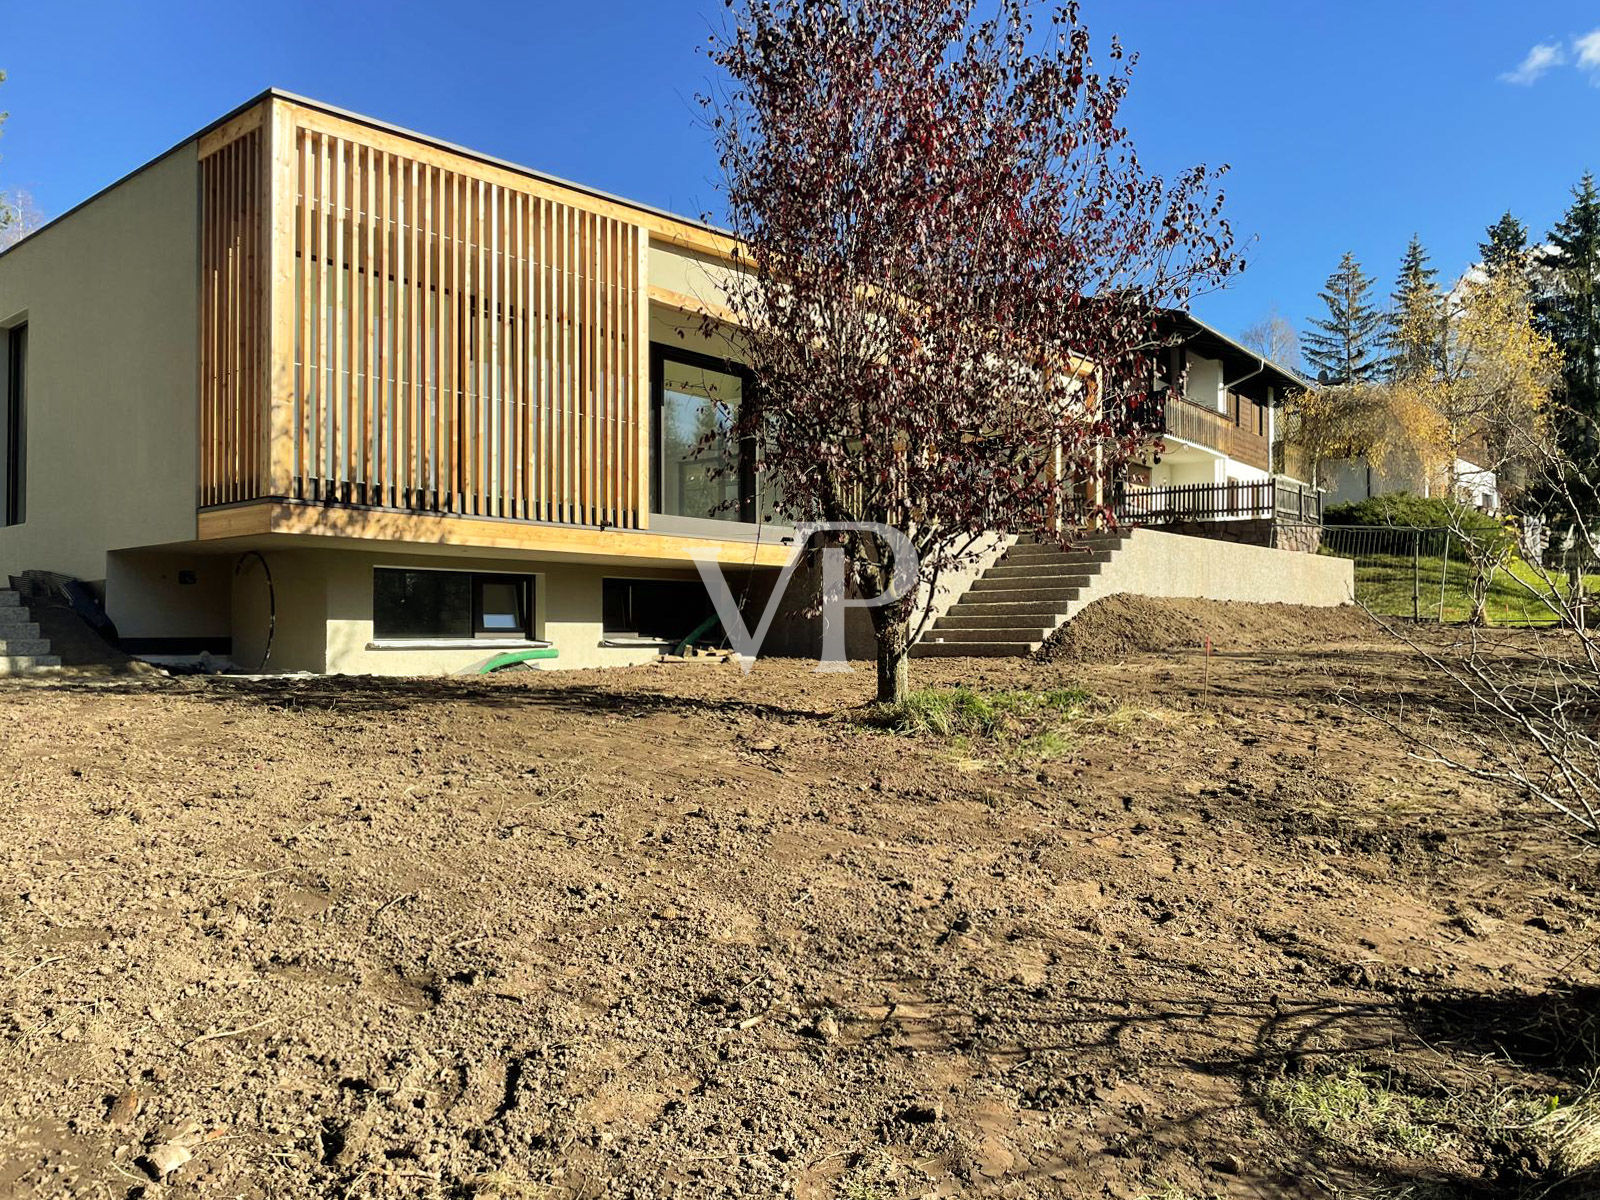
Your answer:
1576;28;1600;74
1501;41;1566;85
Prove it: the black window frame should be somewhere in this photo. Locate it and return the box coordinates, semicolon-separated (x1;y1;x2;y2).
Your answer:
470;572;535;639
650;343;757;523
372;567;536;642
3;323;25;528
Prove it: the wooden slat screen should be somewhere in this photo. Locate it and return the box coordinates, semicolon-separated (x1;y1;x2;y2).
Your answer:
199;127;266;506
288;124;646;527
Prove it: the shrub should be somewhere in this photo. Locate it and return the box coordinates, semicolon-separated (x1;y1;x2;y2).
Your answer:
1325;491;1500;536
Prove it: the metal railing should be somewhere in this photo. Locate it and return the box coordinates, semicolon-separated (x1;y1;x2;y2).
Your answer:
1113;477;1322;526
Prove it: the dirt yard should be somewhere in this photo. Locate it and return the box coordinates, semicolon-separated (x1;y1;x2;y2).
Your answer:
1;598;1596;1200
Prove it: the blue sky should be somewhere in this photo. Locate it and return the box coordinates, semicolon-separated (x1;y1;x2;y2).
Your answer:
1;1;1596;357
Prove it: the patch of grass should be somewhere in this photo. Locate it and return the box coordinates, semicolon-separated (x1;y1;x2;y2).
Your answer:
871;685;1092;738
1262;1065;1442;1157
1538;1087;1600;1178
865;686;1101;761
1350;553;1598;627
1135;1185;1219;1200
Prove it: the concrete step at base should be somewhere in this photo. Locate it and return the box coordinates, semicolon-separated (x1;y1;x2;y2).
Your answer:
0;637;51;655
923;625;1052;643
911;640;1040;658
0;654;60;675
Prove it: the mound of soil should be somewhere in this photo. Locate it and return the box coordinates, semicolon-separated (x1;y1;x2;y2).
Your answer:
1036;592;1374;662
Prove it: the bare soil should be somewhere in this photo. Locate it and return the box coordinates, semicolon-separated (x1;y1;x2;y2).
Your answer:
1;598;1596;1200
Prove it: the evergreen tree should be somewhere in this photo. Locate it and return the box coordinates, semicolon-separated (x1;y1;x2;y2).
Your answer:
1302;251;1389;385
1389;235;1443;381
1539;173;1600;474
1480;210;1529;278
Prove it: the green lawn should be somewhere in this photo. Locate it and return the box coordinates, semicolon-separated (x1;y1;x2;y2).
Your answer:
1351;552;1598;626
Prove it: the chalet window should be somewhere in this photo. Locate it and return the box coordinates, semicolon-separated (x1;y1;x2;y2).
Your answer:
651;345;757;522
373;568;533;640
2;324;25;527
602;577;715;641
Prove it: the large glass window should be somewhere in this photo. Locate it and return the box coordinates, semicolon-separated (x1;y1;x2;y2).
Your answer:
373;569;533;640
3;324;25;527
652;346;754;522
602;578;716;641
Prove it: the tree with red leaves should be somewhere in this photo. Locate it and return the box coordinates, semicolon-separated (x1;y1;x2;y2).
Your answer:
703;0;1240;702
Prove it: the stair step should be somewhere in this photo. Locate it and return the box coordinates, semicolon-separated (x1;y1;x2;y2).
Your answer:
969;576;1091;593
0;590;20;608
938;611;1071;630
1004;541;1123;559
911;640;1040;658
934;604;1062;624
0;654;60;675
925;625;1052;642
0;637;50;655
986;557;1110;578
935;610;1061;629
0;619;39;637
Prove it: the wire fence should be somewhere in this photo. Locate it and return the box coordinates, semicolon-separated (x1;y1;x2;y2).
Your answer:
1319;523;1574;626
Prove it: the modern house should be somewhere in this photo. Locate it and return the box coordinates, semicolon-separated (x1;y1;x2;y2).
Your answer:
0;90;810;673
0;92;1349;674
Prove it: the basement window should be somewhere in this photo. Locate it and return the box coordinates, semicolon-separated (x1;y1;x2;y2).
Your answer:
373;568;534;641
602;578;716;642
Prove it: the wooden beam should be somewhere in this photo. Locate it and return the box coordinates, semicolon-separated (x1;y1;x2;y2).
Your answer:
196;500;794;566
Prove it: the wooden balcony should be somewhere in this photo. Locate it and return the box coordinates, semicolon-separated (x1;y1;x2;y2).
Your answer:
197;95;665;536
1160;392;1271;472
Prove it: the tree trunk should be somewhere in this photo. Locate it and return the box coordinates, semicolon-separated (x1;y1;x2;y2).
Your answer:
872;605;911;704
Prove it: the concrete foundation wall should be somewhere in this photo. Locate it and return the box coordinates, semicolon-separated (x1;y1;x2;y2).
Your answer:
228;548;763;676
1083;527;1353;610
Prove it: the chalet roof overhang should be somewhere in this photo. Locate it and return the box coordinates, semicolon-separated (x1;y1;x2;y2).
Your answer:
1160;310;1308;406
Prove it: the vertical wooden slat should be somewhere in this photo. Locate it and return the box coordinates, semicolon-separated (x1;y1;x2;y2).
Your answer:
375;150;390;504
253;114;656;530
634;223;649;529
540;197;552;521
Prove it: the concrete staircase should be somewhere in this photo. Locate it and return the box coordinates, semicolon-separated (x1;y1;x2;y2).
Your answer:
911;531;1130;658
0;589;61;674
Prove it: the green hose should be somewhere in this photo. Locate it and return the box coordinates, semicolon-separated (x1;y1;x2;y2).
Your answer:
478;647;560;674
675;613;723;658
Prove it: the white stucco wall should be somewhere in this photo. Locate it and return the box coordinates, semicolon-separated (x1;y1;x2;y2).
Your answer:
1184;352;1226;413
0;147;200;593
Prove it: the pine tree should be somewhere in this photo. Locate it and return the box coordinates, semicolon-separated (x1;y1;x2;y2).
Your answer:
1480;210;1529;278
1390;235;1442;381
1302;252;1389;385
1539;174;1600;474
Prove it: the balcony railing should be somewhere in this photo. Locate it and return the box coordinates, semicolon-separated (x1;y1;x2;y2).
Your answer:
1114;478;1322;525
1159;393;1271;472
